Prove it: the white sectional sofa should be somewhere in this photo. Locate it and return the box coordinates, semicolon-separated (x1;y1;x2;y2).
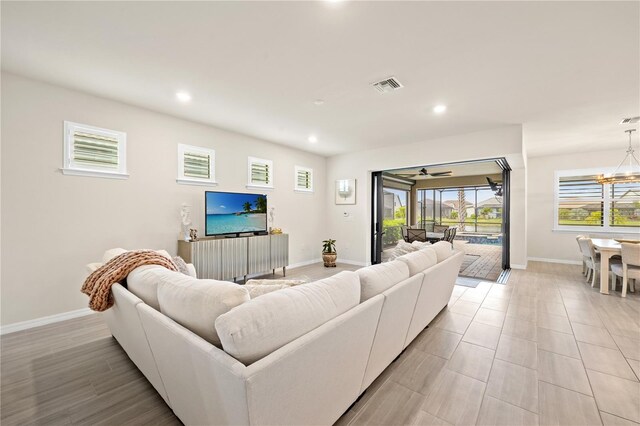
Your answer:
101;241;464;426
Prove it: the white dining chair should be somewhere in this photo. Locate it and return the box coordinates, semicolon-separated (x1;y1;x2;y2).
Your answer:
611;243;640;298
578;237;600;286
576;235;587;276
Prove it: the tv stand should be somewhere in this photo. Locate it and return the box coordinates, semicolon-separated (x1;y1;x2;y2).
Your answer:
177;234;289;282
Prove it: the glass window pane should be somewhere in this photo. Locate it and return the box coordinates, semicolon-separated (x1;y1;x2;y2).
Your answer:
382;188;408;246
610;182;640;227
558;201;603;226
476;188;502;233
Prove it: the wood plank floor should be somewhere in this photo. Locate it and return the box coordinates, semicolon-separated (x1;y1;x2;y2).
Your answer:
1;261;639;425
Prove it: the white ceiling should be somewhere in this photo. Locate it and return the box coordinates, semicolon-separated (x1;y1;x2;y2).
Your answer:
2;1;638;157
387;160;503;180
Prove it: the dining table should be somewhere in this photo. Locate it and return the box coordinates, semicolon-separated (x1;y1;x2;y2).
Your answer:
591;239;621;295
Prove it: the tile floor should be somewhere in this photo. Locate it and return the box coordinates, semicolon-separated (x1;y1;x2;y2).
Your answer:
337;261;640;426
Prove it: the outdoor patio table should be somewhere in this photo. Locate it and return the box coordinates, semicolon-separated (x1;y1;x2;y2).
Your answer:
425;232;445;242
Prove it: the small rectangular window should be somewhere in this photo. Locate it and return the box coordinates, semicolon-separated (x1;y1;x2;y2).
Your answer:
177;144;217;186
248;157;274;189
294;166;313;192
62;121;127;179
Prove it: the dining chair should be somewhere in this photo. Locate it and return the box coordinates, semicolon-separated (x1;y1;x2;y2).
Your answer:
578;237;601;287
576;235;587;276
610;243;639;298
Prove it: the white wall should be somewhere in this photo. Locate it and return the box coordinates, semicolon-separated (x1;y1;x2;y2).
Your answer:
325;126;527;267
527;148;633;263
1;73;327;326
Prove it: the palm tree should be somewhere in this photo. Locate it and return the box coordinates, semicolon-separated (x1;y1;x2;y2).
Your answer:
243;201;252;213
255;195;267;213
457;190;466;231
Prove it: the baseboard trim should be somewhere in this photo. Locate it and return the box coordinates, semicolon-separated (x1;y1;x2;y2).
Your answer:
528;257;582;266
1;308;94;336
337;259;368;267
287;259;322;270
510;263;527;270
289;258;368;268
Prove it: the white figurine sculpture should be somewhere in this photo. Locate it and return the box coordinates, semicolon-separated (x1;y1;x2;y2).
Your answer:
180;203;192;242
269;206;275;227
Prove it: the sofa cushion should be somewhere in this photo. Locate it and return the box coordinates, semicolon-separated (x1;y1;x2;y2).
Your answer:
215;271;360;365
357;261;410;302
156;271;250;347
127;265;167;310
393;240;419;256
420;246;438;266
411;241;432;249
432;241;454;262
397;250;437;276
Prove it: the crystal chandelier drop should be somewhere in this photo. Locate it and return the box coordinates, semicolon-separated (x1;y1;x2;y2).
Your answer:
596;129;640;184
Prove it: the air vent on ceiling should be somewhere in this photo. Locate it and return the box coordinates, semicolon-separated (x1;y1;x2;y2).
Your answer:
620;116;640;124
372;77;403;93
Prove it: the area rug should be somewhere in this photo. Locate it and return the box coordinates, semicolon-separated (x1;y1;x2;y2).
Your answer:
455;276;483;288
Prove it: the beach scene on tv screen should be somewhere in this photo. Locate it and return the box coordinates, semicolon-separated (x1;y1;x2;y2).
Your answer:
206;192;267;235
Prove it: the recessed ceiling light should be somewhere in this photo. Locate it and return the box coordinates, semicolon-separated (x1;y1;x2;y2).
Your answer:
313;99;325;106
176;91;192;102
433;105;447;114
308;135;318;143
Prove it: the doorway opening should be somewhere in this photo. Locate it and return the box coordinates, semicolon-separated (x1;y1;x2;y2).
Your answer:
371;158;511;282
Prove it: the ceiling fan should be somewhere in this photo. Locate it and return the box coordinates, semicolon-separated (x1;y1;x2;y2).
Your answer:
396;167;452;178
486;177;503;197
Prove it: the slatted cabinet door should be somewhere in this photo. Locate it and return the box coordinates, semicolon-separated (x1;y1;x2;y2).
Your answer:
248;235;271;275
270;234;289;271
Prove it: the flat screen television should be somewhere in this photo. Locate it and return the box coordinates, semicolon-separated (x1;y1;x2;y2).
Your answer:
205;191;268;236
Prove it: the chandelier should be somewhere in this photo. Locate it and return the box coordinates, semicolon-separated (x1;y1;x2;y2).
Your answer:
596;129;640;184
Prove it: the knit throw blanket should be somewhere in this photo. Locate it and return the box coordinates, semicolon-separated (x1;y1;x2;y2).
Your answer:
81;250;178;312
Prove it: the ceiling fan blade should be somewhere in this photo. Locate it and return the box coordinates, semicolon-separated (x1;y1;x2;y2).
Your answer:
429;171;452;176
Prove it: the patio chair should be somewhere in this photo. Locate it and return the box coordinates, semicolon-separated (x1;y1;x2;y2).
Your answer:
433;224;448;233
611;243;639;298
422;222;435;232
446;227;457;243
441;228;451;242
406;228;427;243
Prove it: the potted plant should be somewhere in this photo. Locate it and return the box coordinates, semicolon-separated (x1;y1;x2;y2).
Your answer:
322;239;337;267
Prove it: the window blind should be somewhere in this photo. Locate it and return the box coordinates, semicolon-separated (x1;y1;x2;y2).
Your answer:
251;161;270;185
296;168;311;190
184;151;211;179
557;175;603;226
73;131;119;169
